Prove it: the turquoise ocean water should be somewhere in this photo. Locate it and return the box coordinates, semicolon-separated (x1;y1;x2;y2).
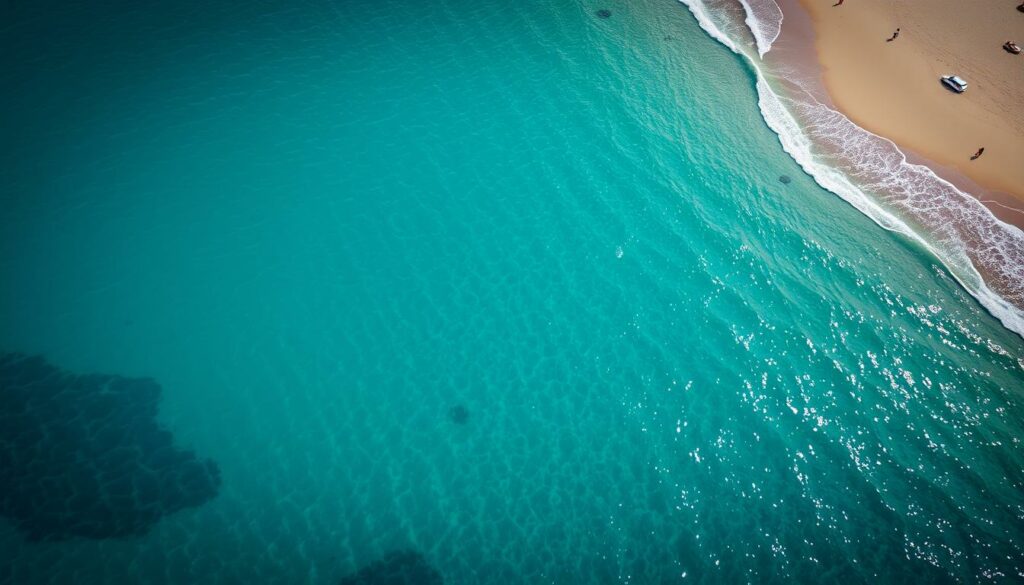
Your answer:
1;0;1023;583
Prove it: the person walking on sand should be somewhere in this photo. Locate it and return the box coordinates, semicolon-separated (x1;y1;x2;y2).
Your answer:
833;0;844;6
887;28;901;42
971;147;985;160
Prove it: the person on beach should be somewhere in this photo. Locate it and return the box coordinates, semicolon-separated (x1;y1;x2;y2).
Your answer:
971;147;985;160
887;28;900;42
833;0;844;6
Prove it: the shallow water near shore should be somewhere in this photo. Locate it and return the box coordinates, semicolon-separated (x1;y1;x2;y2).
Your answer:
2;0;1023;583
681;0;1024;337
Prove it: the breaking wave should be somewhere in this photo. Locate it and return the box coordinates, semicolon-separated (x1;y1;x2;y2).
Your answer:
678;0;1024;339
737;0;783;57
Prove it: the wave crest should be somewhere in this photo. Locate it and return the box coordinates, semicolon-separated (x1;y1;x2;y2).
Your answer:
737;0;783;57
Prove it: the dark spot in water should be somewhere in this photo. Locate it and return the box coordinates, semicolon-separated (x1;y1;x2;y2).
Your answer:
448;405;469;425
340;550;443;585
596;9;612;18
779;175;792;184
0;353;221;541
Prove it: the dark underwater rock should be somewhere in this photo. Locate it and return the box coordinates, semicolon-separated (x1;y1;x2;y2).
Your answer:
596;9;612;18
779;175;792;184
448;405;469;425
340;550;443;585
0;353;221;541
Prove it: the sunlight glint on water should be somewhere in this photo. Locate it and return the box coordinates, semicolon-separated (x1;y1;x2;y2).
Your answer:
0;0;1022;583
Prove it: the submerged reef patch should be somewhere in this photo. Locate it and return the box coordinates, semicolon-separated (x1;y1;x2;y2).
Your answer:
448;404;470;425
0;353;221;541
340;550;443;585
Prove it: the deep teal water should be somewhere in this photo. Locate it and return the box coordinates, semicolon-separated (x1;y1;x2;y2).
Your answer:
1;0;1023;583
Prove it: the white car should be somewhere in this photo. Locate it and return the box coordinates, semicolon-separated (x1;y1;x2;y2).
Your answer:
941;75;968;93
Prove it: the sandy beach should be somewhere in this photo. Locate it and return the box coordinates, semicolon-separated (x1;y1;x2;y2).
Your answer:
796;0;1024;224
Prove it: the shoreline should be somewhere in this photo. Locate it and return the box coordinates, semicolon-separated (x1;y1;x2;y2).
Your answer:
787;0;1024;231
681;0;1024;335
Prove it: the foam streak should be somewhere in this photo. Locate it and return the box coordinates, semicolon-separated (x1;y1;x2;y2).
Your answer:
737;0;783;57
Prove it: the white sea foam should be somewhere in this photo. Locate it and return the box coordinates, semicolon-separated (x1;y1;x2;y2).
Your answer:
737;0;783;57
677;0;1024;338
679;0;741;53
